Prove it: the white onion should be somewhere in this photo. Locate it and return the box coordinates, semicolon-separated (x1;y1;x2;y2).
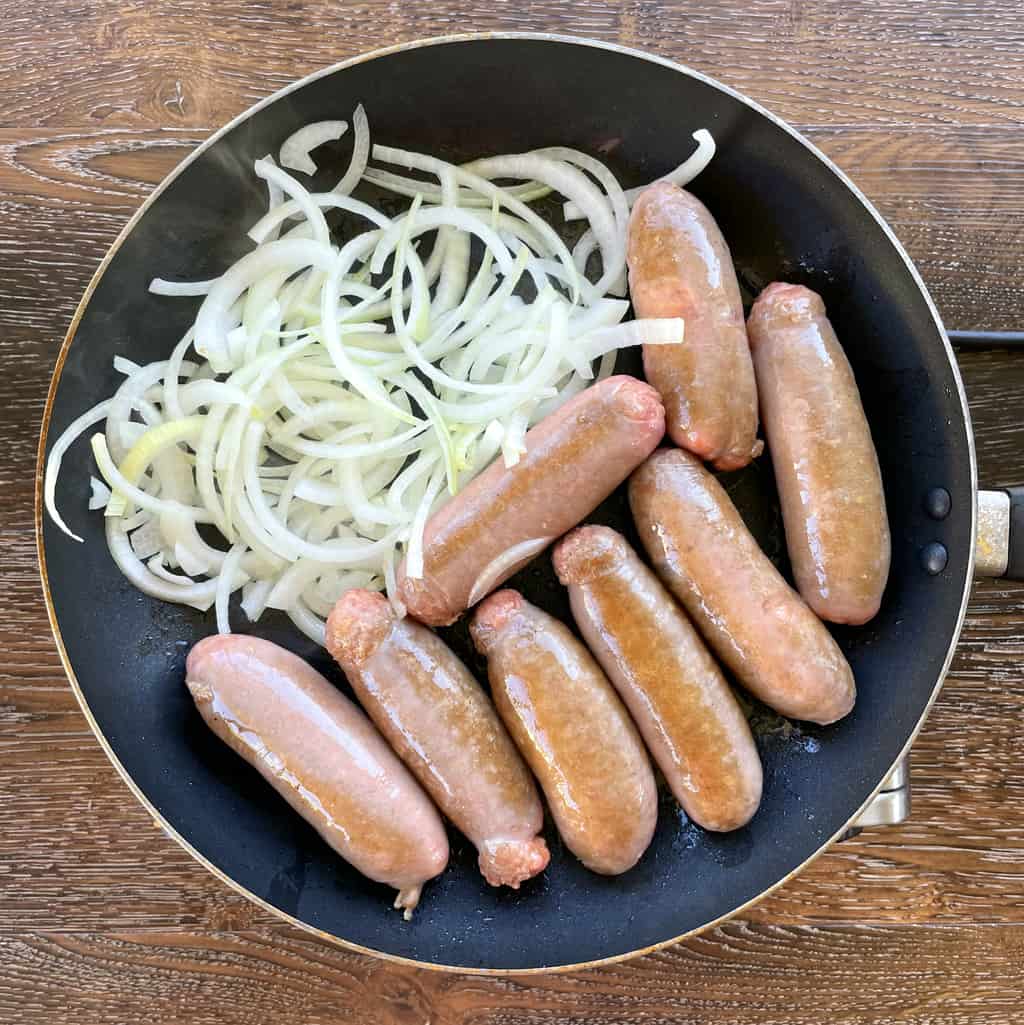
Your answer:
215;543;248;633
334;104;369;196
563;128;717;220
247;191;391;245
280;120;348;176
466;152;623;294
43;108;706;647
150;277;219;297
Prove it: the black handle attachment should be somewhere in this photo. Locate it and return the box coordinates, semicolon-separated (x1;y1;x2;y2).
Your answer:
1005;487;1024;581
949;330;1024;350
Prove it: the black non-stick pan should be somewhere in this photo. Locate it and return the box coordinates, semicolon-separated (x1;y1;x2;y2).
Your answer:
36;33;1024;973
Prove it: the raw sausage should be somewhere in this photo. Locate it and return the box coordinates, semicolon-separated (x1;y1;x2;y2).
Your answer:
398;375;665;626
186;634;448;918
627;182;760;470
629;449;855;725
470;590;658;875
747;282;890;624
326;589;549;888
553;525;763;831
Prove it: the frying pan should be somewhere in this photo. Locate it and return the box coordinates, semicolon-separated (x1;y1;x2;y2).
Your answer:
35;33;1024;973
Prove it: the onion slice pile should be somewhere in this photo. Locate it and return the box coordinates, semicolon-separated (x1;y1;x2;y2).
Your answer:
45;107;711;647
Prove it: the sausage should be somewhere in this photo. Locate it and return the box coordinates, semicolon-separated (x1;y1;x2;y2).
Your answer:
627;182;761;471
628;449;855;725
326;590;549;888
553;526;763;831
470;590;658;875
397;375;665;626
185;634;448;918
747;282;890;624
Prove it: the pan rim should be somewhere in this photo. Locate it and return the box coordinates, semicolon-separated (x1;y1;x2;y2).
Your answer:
34;29;977;975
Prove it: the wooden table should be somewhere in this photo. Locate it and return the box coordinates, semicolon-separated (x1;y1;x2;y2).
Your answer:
4;2;1024;1021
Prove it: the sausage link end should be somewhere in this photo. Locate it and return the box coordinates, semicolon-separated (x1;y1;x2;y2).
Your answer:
398;574;459;627
326;589;395;669
552;525;627;586
747;282;825;341
478;836;551;889
185;676;214;704
469;589;524;654
607;376;666;433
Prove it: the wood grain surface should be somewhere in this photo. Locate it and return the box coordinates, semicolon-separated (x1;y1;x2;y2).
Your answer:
3;1;1024;1021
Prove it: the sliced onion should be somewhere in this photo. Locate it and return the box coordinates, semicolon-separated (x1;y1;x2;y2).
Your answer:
215;543;248;633
362;168;549;206
45;400;112;541
248;191;391;245
372;145;581;303
195;239;337;371
280;120;348;175
102;417;206;518
88;476;111;510
465;537;553;607
105;518;218;612
241;578;275;622
45;107;699;650
260;153;285;242
334;104;369;196
403;467;446;580
287;599;326;646
466;152;623;294
563;128;717;219
254;160;331;245
150;277;218;297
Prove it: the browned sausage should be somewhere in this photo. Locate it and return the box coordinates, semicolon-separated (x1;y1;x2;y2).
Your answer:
326;589;549;888
185;634;448;918
629;449;855;725
553;526;763;831
470;590;658;874
627;182;761;470
747;282;890;624
397;375;665;626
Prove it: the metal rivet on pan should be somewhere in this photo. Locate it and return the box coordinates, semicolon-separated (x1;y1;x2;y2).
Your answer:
924;487;952;520
921;542;948;575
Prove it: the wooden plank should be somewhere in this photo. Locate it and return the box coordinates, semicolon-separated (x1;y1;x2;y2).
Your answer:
1;0;1023;130
0;923;1021;1024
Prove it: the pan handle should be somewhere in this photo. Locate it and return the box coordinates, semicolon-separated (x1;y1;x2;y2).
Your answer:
838;759;911;840
975;488;1024;579
950;331;1024;579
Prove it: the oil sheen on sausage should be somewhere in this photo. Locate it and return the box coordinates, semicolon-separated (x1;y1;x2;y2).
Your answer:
629;449;855;725
747;282;890;624
470;590;658;875
553;526;763;831
627;182;760;470
326;589;549;888
397;375;665;627
185;634;448;918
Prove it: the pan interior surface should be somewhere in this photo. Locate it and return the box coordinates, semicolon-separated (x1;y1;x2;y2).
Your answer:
40;36;973;971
